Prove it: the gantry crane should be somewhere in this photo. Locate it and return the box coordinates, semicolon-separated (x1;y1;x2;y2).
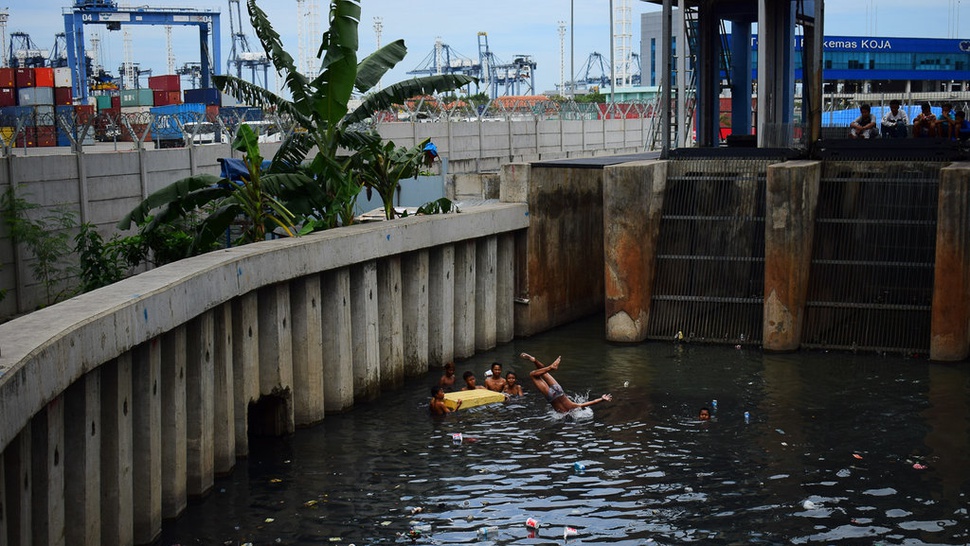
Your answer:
227;0;269;87
64;0;221;102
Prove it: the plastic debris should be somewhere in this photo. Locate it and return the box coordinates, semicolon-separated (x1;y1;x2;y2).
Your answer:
564;526;579;539
269;478;282;483
304;500;318;507
802;500;817;510
744;411;751;424
676;330;684;341
411;506;424;515
913;463;928;470
711;399;718;410
573;462;586;474
477;526;498;539
852;453;864;460
623;381;630;387
526;517;540;529
452;433;463;445
264;518;275;523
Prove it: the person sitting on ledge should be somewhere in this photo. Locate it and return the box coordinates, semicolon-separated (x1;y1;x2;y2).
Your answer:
849;103;879;139
955;110;970;142
936;102;955;138
912;102;937;138
881;99;909;138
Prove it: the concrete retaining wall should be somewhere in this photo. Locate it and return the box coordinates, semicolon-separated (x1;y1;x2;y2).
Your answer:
0;204;527;545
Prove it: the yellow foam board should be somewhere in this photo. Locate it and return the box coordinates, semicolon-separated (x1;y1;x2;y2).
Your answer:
444;389;506;410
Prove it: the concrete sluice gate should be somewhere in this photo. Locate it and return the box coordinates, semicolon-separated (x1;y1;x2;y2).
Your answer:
647;158;774;345
643;156;943;355
803;161;941;354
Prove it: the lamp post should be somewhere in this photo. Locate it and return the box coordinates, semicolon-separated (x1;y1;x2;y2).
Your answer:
570;0;575;98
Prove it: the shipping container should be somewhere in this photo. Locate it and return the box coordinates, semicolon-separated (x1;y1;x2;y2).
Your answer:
36;126;57;147
57;130;72;147
120;106;152;115
120;88;154;107
95;95;113;111
0;68;14;88
0;106;36;127
0;126;14;144
0;88;15;107
153;90;182;107
111;95;120;109
54;87;72;105
151;102;206;141
148;74;181;92
75;104;96;124
55;105;74;129
15;68;35;88
34;105;55;126
220;106;264;122
54;67;72;88
34;68;55;88
21;127;37;147
18;87;54;106
184;87;221;106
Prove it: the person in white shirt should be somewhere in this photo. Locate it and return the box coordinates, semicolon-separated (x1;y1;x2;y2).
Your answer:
881;99;909;138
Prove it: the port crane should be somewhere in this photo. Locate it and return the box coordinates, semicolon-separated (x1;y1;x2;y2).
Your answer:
226;0;269;87
407;32;535;99
8;31;48;68
63;0;221;102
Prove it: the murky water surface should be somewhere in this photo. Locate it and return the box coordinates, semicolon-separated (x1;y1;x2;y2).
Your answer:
161;317;970;545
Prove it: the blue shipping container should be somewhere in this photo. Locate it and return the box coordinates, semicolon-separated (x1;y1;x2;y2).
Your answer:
184;88;221;106
151;102;208;140
0;106;37;126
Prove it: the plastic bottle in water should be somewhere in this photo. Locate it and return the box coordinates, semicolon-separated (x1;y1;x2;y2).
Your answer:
744;411;751;424
477;526;498;539
573;461;586;473
711;399;718;411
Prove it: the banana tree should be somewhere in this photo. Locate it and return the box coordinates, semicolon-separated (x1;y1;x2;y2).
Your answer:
213;0;475;227
117;124;307;255
355;137;429;220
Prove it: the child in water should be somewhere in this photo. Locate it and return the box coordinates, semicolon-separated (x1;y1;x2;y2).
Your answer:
429;385;461;415
503;371;524;397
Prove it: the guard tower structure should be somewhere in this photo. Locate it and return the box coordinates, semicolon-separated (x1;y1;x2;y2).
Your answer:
63;0;221;103
647;0;823;152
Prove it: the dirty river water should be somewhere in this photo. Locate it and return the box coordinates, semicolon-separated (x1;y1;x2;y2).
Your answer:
160;316;970;545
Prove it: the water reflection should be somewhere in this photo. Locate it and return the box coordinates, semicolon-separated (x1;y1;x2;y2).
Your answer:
161;317;970;545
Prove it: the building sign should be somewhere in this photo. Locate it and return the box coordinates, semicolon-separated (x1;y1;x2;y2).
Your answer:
752;36;969;54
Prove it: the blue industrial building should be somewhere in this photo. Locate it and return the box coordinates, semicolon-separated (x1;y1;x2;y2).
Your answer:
641;11;970;94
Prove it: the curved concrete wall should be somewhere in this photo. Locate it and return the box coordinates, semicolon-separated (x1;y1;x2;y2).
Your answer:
0;204;527;544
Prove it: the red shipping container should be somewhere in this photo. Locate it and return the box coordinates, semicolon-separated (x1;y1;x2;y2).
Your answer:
15;68;35;88
110;95;120;109
0;68;14;88
35;126;56;147
153;90;182;106
205;104;219;122
21;127;37;147
34;67;55;88
54;87;73;106
148;74;180;92
75;104;95;124
0;88;15;107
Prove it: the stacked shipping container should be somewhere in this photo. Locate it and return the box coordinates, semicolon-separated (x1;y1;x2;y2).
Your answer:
0;66;89;147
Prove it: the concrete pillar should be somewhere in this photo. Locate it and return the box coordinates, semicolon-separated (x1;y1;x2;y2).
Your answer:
351;262;380;402
231;292;259;457
604;160;668;342
186;311;215;498
290;276;325;425
496;233;515;343
31;396;65;546
322;269;354;412
763;160;822;351
64;371;100;546
131;340;161;545
212;303;235;475
403;250;430;377
160;326;187;519
100;353;133;546
475;237;498;351
428;245;456;367
258;284;295;433
931;163;970;361
378;257;404;390
453;240;477;359
4;429;29;546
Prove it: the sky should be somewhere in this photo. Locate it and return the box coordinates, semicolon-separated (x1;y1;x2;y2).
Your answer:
4;0;967;95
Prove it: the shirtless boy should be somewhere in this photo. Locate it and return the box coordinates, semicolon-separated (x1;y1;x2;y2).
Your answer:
484;362;507;392
519;352;612;413
429;386;461;415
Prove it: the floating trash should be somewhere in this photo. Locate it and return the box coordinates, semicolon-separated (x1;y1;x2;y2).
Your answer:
802;500;817;510
573;462;586;474
526;517;540;529
913;463;928;470
564;526;579;539
452;433;463;445
852;453;864;460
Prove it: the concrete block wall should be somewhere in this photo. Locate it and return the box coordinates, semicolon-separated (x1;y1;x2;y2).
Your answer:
0;203;527;545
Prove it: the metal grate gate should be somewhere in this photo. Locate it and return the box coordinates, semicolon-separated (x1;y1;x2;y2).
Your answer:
646;158;779;345
801;161;941;355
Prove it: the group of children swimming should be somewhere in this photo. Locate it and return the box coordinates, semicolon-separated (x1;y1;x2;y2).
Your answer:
429;353;613;415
